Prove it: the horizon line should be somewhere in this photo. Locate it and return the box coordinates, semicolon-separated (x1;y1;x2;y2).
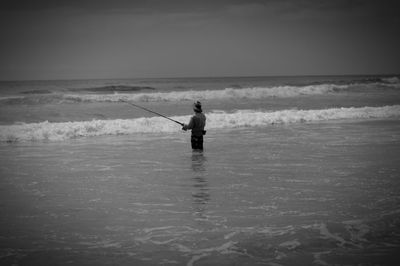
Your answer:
0;73;399;82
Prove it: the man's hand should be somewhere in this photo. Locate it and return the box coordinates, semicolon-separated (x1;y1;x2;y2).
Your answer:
182;124;188;131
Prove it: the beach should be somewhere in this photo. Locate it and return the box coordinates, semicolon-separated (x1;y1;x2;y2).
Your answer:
1;76;400;265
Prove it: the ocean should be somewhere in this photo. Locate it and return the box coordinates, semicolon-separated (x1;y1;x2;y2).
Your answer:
1;75;400;265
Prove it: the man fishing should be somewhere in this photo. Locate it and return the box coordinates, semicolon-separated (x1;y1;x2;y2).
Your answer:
182;101;206;150
122;99;206;150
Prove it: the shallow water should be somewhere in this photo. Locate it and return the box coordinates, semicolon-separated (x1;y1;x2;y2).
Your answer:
1;120;400;265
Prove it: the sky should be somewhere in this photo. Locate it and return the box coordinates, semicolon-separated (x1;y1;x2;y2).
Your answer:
0;0;399;80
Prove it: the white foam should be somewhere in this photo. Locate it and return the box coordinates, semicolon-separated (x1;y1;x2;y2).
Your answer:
63;84;349;103
2;81;399;105
381;76;400;84
1;105;399;142
65;82;400;103
279;239;301;250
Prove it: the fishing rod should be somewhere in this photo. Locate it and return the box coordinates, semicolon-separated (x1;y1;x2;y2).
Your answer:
121;100;184;126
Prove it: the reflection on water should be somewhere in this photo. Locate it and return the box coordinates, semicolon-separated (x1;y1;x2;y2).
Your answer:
191;151;206;172
191;152;209;219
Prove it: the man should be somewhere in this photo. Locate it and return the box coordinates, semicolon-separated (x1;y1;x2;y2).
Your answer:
182;101;206;150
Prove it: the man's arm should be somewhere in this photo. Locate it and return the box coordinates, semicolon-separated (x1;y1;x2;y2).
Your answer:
182;116;195;131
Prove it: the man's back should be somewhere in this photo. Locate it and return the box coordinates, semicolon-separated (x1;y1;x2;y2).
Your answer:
188;113;206;136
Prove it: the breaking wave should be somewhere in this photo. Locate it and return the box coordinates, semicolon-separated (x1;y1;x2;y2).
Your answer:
1;81;399;105
1;105;399;142
68;85;156;93
66;84;350;103
381;76;400;84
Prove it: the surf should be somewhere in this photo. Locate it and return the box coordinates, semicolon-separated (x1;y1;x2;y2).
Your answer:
2;80;399;105
1;105;399;142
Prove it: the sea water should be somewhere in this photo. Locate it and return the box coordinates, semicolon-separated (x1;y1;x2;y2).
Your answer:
1;76;400;265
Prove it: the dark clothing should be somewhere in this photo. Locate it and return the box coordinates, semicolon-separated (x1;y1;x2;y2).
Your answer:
183;113;206;137
183;112;206;150
191;135;203;150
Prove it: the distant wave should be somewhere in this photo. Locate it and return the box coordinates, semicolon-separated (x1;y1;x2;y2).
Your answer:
21;89;53;94
0;84;352;105
1;105;399;142
2;81;399;105
67;85;156;93
0;94;68;105
380;76;399;84
68;84;349;102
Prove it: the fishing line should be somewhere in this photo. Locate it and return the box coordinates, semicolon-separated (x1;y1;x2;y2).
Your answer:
121;100;184;126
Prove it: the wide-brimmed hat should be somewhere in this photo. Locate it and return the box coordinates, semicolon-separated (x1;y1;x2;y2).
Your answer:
193;101;202;112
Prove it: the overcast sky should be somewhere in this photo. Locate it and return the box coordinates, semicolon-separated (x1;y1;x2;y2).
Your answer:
0;0;399;80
